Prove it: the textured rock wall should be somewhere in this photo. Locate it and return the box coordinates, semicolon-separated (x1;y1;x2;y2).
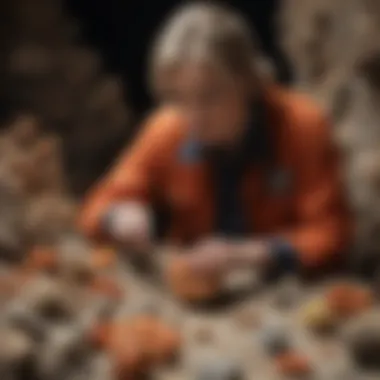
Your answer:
278;0;380;275
0;0;132;195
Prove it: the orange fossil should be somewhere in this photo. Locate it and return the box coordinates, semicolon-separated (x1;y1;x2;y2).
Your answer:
325;283;373;318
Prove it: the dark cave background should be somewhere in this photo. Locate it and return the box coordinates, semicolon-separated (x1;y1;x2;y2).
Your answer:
64;0;292;117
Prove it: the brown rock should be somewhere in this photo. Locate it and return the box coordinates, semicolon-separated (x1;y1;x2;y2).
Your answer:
92;246;117;270
96;316;182;377
8;114;40;149
90;276;124;301
233;308;262;330
343;311;380;370
165;255;223;302
37;325;91;380
19;276;79;322
325;283;373;318
300;297;338;334
129;315;181;366
275;352;312;377
25;245;58;272
193;326;215;344
0;327;36;378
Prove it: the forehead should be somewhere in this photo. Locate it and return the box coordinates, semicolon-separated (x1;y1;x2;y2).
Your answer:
159;61;235;92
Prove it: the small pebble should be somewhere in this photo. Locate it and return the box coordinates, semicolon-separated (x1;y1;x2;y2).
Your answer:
274;352;312;377
344;312;380;370
326;283;373;319
193;326;214;344
258;318;292;357
0;327;36;377
273;276;302;309
5;301;46;342
196;358;243;380
300;297;337;335
20;276;78;323
234;308;262;330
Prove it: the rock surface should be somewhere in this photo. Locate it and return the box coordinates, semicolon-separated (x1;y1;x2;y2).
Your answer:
278;0;380;277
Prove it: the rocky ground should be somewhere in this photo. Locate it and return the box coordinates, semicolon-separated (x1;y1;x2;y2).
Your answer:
2;243;380;380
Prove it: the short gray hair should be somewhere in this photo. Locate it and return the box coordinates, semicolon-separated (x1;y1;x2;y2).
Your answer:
149;2;261;95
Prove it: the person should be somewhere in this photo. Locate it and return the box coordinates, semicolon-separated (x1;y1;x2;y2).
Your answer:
78;3;351;278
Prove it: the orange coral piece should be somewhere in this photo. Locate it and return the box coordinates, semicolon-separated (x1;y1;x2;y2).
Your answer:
165;255;222;302
129;316;181;365
275;352;312;376
108;323;148;378
0;270;31;297
93;316;181;378
326;283;373;318
89;322;112;349
92;246;117;269
24;246;58;272
90;276;124;300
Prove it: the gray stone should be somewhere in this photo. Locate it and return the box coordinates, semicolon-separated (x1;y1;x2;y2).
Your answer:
258;318;292;357
196;358;243;380
5;301;47;342
343;312;380;370
0;327;37;379
19;276;79;323
36;325;91;380
273;276;303;309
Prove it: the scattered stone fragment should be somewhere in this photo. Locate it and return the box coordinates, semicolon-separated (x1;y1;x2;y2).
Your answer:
129;315;182;365
195;358;243;380
55;236;96;285
88;354;116;380
0;181;27;262
5;301;47;342
258;317;292;357
300;297;338;335
36;325;92;380
97;315;182;377
274;351;312;377
325;283;373;319
135;301;161;316
8;115;40;149
233;308;262;330
0;327;36;379
193;326;215;345
165;255;223;302
91;246;117;270
89;276;125;300
25;245;58;273
343;312;380;370
19;276;79;323
273;276;303;309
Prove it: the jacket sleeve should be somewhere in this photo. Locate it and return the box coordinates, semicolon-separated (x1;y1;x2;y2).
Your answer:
78;112;172;241
273;110;352;269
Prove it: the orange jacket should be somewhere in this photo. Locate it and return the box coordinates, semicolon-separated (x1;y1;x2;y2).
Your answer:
79;86;351;269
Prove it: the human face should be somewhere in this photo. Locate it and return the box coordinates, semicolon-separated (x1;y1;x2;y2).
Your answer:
159;62;250;148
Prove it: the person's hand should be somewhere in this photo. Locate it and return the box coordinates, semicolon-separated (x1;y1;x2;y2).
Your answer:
185;238;233;277
107;202;152;254
185;238;271;276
